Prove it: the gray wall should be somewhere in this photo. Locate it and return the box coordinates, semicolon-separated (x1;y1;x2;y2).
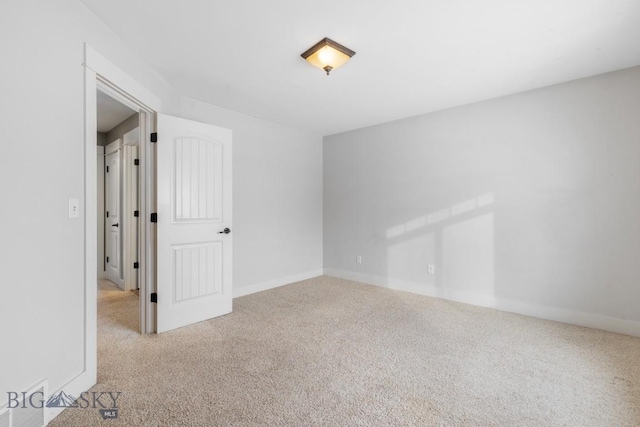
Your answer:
106;113;138;143
97;132;108;146
324;66;640;330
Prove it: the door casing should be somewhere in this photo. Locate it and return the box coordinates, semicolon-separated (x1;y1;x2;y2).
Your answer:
96;83;156;334
123;129;140;292
56;43;161;425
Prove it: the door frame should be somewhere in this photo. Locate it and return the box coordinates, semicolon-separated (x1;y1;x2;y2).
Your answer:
54;42;160;425
96;79;156;336
122;129;140;292
82;43;160;382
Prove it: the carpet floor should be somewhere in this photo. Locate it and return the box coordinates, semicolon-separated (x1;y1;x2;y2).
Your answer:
50;276;640;426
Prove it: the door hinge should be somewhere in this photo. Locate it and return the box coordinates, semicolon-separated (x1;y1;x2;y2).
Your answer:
150;132;157;143
134;210;139;217
106;165;109;173
150;293;158;303
150;213;157;223
106;256;109;263
106;211;109;218
134;159;139;166
133;262;139;269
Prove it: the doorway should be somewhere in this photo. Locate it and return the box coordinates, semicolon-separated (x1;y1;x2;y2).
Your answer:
84;45;234;342
79;47;232;420
92;74;156;336
97;89;141;329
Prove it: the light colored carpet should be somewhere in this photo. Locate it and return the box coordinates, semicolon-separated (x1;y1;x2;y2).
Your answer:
50;276;640;426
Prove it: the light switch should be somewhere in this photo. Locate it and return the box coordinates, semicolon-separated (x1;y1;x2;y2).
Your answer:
69;198;79;219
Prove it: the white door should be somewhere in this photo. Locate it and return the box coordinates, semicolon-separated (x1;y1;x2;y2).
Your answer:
105;140;124;289
156;114;232;333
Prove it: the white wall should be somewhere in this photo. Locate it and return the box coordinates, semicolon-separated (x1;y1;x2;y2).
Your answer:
0;0;323;413
0;0;177;407
180;97;324;291
0;0;323;405
324;66;640;334
0;1;323;404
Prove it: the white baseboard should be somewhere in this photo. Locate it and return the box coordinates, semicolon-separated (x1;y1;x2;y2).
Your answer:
324;268;640;338
233;269;324;298
46;369;96;424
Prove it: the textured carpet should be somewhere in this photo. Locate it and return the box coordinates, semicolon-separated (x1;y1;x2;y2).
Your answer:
50;276;640;426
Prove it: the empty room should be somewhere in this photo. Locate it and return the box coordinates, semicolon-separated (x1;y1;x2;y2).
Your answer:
1;0;639;426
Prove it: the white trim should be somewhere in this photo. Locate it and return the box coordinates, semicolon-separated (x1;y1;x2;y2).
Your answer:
97;145;106;281
233;270;324;298
85;42;158;333
323;268;640;338
62;42;160;426
82;60;98;398
104;138;120;155
139;111;155;334
123;127;140;146
45;374;94;424
85;45;161;112
123;143;139;292
48;62;101;425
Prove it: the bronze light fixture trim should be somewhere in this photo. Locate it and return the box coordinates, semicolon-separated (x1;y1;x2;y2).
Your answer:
301;37;356;75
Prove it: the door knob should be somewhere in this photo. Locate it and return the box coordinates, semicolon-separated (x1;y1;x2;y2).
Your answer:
218;228;231;234
111;223;119;228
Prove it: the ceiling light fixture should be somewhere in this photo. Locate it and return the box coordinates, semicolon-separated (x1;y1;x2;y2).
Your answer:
301;37;356;76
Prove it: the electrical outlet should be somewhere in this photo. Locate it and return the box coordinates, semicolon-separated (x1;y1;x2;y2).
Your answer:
356;255;362;264
428;264;435;274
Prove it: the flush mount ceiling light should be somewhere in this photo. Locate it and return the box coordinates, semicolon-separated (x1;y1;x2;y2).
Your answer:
301;37;356;76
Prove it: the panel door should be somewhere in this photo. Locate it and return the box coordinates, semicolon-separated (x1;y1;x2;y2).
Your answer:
156;114;232;333
105;141;124;289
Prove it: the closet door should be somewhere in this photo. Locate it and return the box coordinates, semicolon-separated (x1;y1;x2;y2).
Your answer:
105;139;124;289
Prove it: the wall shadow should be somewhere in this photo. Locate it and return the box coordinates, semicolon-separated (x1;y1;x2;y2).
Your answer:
379;191;496;302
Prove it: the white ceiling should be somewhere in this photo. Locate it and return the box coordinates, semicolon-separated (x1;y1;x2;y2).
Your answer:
96;90;136;133
81;0;640;136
